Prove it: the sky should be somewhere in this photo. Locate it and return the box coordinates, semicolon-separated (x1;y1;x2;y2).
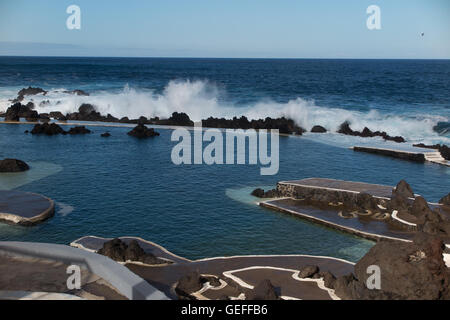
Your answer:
0;0;449;58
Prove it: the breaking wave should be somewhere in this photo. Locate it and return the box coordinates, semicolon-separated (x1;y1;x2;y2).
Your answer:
1;80;449;144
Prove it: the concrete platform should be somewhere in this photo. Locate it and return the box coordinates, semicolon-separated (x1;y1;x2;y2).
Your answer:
262;178;449;244
72;236;355;300
352;146;450;166
260;198;413;242
278;178;394;199
0;190;54;225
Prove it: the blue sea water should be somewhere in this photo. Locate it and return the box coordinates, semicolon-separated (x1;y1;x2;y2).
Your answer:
0;57;449;262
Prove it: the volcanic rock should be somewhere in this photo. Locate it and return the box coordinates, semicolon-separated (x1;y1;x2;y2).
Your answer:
97;238;164;265
393;180;414;198
175;271;204;299
319;271;336;289
127;124;160;138
49;111;65;120
98;238;127;261
439;193;450;206
439;145;450;161
101;132;111;137
0;159;30;172
349;234;450;300
202;116;305;135
67;126;91;135
299;265;319;278
201;276;221;287
30;123;66;135
4;103;38;121
251;188;265;198
250;188;280;198
337;121;405;143
311;125;327;133
78;103;96;115
18;87;47;96
409;196;433;220
246;279;279;300
355;193;379;211
413;143;440;150
161;112;194;127
63;89;89;96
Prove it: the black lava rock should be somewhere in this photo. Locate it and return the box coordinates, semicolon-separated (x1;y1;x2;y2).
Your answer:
0;159;30;172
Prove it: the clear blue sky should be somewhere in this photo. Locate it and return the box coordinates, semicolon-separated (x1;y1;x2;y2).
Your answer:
0;0;449;58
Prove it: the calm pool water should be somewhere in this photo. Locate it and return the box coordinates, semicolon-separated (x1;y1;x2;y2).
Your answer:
1;123;448;262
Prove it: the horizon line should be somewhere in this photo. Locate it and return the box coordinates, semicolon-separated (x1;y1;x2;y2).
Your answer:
1;55;450;61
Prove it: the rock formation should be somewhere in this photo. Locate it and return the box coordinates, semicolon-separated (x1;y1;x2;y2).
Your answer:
175;272;204;299
0;159;30;172
67;126;91;135
298;265;319;278
246;279;279;300
30;123;66;135
98;238;166;265
202;116;305;135
127;124;160;138
4;103;38;121
18;87;47;97
251;188;280;198
439;193;450;206
335;233;450;300
311;125;327;133
338;121;405;143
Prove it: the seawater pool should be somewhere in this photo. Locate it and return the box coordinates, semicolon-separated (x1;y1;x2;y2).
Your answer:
0;123;449;262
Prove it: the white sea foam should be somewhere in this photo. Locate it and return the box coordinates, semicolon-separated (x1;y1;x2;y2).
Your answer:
1;80;448;144
56;202;74;217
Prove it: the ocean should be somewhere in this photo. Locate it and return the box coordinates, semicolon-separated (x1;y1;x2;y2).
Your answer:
0;57;449;261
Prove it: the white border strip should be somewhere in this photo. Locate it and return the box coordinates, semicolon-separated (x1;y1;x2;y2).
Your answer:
223;266;340;300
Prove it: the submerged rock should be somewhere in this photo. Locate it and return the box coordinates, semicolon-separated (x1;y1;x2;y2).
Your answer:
127;124;160;138
101;132;111;137
0;159;30;172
